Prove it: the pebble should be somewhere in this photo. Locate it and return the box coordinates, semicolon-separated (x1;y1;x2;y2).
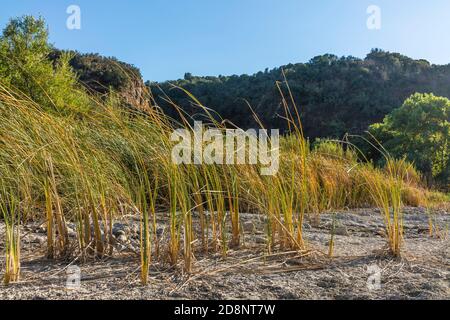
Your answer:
243;221;255;233
334;226;349;236
67;227;77;238
254;236;267;244
30;235;46;245
117;234;127;243
112;223;129;237
37;226;46;234
114;229;126;236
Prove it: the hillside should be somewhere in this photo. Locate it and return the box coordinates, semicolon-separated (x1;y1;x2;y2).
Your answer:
58;49;450;141
50;50;151;112
149;50;450;140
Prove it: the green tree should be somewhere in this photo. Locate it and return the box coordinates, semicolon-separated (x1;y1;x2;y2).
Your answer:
0;15;89;113
369;93;450;187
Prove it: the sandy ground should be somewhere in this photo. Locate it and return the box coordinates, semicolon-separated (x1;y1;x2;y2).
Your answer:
0;207;448;300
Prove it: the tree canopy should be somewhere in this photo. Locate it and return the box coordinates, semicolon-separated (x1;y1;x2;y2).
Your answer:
369;93;450;187
0;15;89;114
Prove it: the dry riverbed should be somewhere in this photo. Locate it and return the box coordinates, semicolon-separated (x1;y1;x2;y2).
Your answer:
0;207;449;300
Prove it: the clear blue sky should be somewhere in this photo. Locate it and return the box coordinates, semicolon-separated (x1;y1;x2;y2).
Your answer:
1;0;449;81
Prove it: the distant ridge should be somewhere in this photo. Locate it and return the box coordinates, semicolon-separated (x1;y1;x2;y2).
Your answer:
148;49;450;139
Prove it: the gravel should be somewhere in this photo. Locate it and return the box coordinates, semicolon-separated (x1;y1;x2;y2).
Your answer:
0;207;448;300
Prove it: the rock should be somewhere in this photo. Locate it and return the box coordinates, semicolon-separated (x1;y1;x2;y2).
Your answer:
303;223;312;230
30;235;46;245
243;221;255;233
334;225;349;236
255;236;266;244
115;229;126;236
66;226;77;238
117;234;127;243
36;226;46;234
112;223;130;237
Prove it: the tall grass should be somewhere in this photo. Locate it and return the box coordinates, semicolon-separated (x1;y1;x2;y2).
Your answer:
0;184;21;284
362;155;410;256
0;78;443;285
136;163;157;285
